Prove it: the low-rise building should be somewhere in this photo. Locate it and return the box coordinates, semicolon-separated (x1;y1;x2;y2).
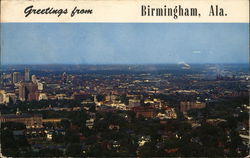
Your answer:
180;101;206;113
0;113;43;129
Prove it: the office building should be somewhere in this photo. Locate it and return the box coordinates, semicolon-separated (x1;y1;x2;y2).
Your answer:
24;68;30;82
180;101;206;113
0;113;43;129
19;82;38;101
12;72;21;84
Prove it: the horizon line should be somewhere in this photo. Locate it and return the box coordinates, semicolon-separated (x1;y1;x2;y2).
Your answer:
1;63;249;66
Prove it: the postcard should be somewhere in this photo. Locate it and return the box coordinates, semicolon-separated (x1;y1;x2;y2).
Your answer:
0;0;249;157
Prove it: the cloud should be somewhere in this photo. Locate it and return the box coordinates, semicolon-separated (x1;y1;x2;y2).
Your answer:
192;50;201;54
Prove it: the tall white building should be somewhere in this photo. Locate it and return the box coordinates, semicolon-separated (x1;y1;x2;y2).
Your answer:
37;82;43;91
31;75;37;83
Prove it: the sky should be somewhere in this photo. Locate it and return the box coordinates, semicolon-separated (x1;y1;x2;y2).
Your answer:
1;23;249;64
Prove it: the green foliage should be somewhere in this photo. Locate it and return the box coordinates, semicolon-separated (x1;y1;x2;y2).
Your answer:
1;122;29;157
1;96;248;157
120;95;129;105
1;122;26;130
39;148;63;157
96;94;105;102
66;143;82;156
64;130;80;143
138;142;156;157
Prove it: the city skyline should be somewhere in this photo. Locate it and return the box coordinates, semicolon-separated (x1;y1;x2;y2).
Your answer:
0;63;249;157
1;23;249;65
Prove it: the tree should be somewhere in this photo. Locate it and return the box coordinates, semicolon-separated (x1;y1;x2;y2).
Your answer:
120;95;129;105
88;104;96;112
61;119;71;129
39;148;63;157
138;142;156;157
52;132;65;143
66;143;82;156
65;130;80;143
96;94;105;102
0;122;29;157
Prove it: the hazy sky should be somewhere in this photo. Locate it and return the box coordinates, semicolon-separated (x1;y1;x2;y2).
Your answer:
1;23;249;64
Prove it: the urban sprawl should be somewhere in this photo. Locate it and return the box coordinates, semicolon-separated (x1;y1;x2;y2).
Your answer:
0;64;249;157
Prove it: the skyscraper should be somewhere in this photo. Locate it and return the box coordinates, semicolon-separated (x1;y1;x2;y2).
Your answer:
24;68;30;82
12;72;20;84
19;82;38;101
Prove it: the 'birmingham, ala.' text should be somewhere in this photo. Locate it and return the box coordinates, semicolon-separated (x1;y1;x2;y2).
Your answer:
141;5;200;19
